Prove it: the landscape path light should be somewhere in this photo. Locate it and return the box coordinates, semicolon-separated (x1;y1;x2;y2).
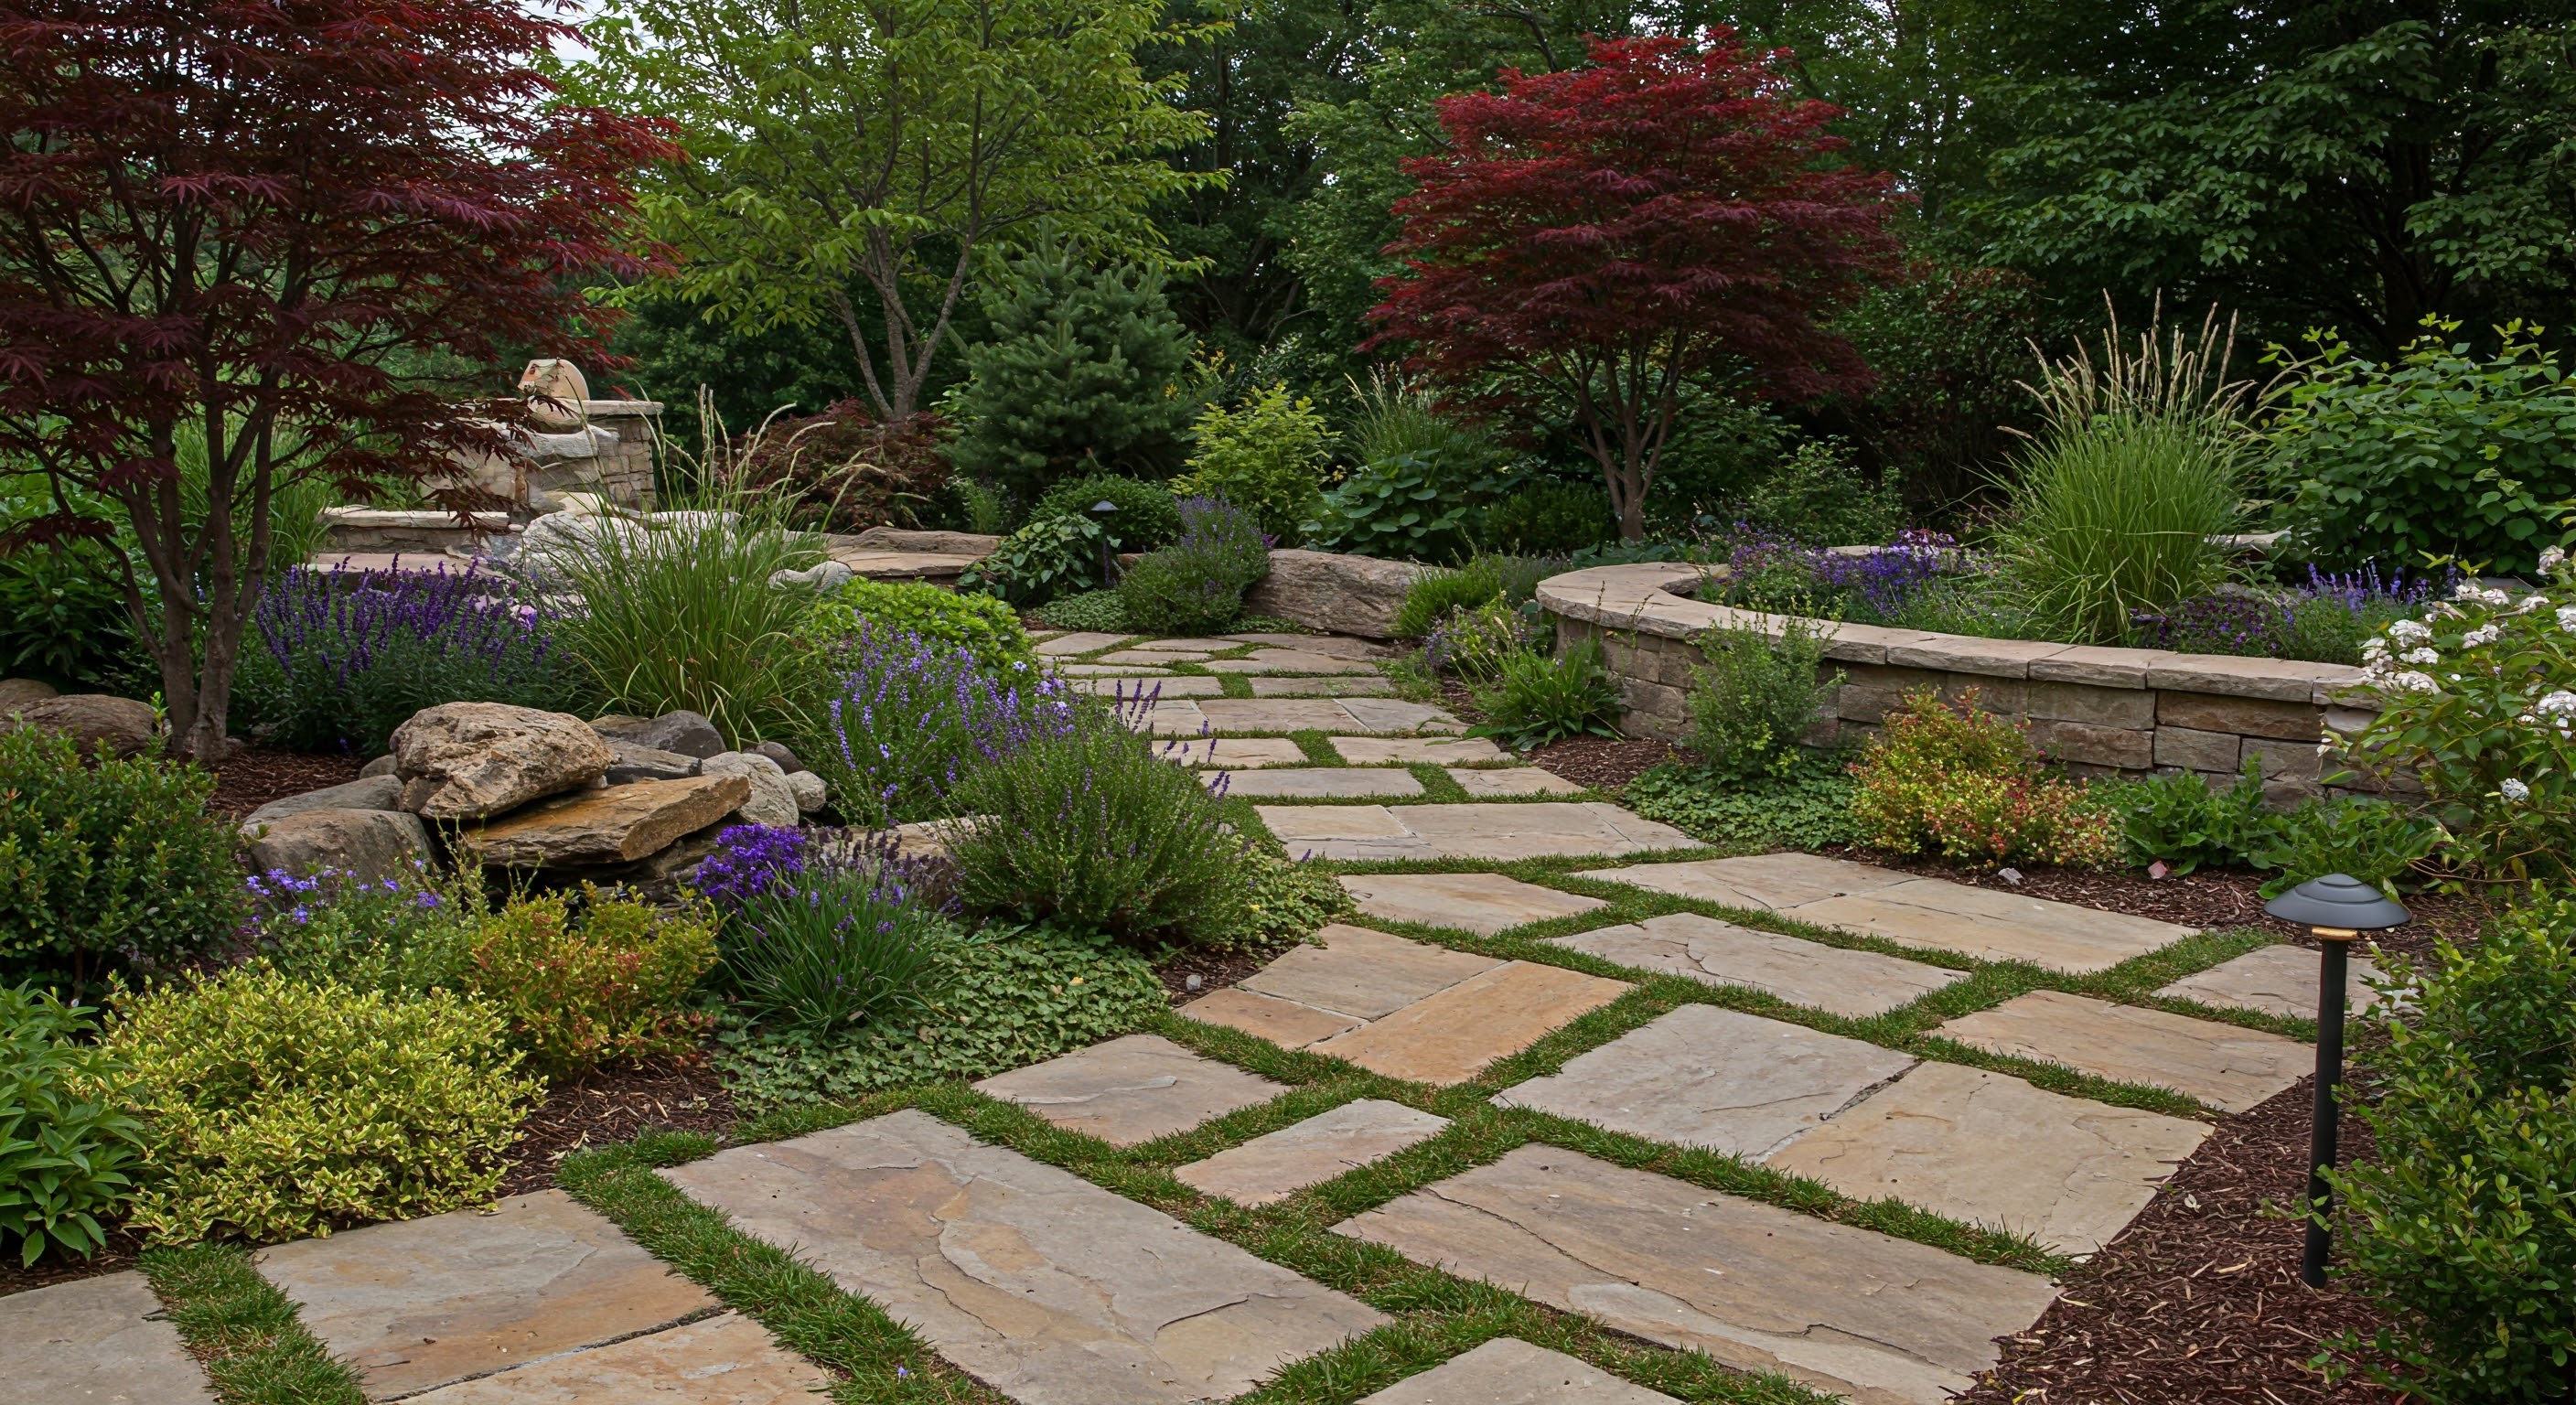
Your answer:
1089;500;1121;586
2261;872;2410;1289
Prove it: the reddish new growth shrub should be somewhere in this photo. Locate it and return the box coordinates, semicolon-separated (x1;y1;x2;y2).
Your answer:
738;402;953;532
1849;687;2120;869
466;887;719;1073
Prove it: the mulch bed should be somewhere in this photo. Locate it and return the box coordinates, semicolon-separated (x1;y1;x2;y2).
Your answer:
497;1056;736;1197
1154;945;1273;1006
1527;735;1700;788
1959;1076;2403;1405
204;745;366;820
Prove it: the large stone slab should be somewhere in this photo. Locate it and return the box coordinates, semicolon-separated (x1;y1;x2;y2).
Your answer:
255;1189;716;1400
1242;550;1417;638
1102;649;1212;665
1251;675;1395;697
972;1034;1283;1146
1208;767;1426;799
243;774;403;825
2156;943;2386;1020
1179;987;1363;1047
391;702;614;820
1497;1005;1916;1158
1935;991;2308;1113
405;1312;828;1403
1572;853;1910;911
454;774;749;867
0;1271;214;1404
1765;1061;2210;1254
1791;880;2195;975
1193;698;1360;731
1354;1337;1679;1405
1340;873;1606;936
1258;804;1435;860
1334;1146;2057;1405
1059;662;1170;677
1448;767;1585;796
1226;631;1389;660
1238;924;1501;1019
663;1110;1387;1405
1311;962;1628;1085
1266;803;1694;863
1154;736;1312;768
1546;913;1966;1018
1333;735;1508;765
1203;649;1379;675
1033;631;1132;656
1129;637;1242;652
1336;698;1468;735
1175;1099;1451;1206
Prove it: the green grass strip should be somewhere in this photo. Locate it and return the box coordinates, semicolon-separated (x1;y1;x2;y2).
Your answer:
140;1242;365;1405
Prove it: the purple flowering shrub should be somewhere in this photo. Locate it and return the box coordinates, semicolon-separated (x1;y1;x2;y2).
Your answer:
718;830;959;1034
692;825;810;906
235;562;579;756
244;861;481;994
1116;496;1273;636
798;624;1079;828
1713;525;1970;624
2133;565;2443;665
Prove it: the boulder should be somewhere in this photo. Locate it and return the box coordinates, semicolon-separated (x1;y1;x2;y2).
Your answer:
391;702;614;820
243;775;403;826
453;774;750;868
5;693;160;757
786;769;827;814
703;751;800;828
592;710;724;760
360;753;399;778
241;809;434;884
1241;549;1418;639
0;679;58;710
768;561;855;593
850;527;1003;556
750;740;808;775
605;738;702;784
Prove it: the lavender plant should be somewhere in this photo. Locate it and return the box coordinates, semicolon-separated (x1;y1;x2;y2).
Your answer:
233;563;577;755
692;824;810;906
1117;496;1272;636
719;832;957;1035
798;625;1075;828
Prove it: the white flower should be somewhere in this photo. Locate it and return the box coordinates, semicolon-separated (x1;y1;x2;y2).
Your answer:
2559;606;2576;632
2502;778;2532;802
2538;690;2576;715
2388;619;2433;644
2544;545;2567;573
2362;636;2390;660
2522;595;2552;614
2390;670;2441;693
2463;624;2503;648
2453;583;2510;606
2426;603;2462;619
2400;648;2440;665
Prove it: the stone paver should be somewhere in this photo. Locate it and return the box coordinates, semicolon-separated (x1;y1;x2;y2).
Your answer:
1334;1146;2057;1405
1226;632;1388;660
1265;802;1693;862
0;1271;214;1405
1340;872;1606;936
1447;767;1585;796
1154;737;1310;768
1936;991;2308;1113
1765;1061;2209;1254
665;1110;1386;1405
1034;631;1132;657
1101;649;1212;665
1333;735;1508;765
1250;675;1395;697
1238;923;1501;1018
1207;767;1427;799
1073;675;1223;698
1793;880;2194;975
405;1312;828;1403
1175;1099;1451;1206
1200;699;1461;735
2157;942;2385;1020
1547;913;1966;1018
1311;961;1628;1084
1354;1337;1680;1405
1179;987;1363;1047
1058;662;1170;677
1337;698;1469;734
973;1034;1283;1146
1204;649;1378;675
1497;1005;1916;1159
1575;853;1914;910
1130;638;1241;652
254;1189;714;1400
1131;700;1210;735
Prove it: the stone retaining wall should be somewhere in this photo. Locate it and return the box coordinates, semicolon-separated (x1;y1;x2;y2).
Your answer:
1537;563;2383;803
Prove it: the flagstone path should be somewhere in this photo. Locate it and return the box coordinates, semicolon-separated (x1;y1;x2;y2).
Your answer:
19;627;2382;1405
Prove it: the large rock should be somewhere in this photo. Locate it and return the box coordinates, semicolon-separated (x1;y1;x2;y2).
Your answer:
392;702;614;820
454;774;749;868
5;693;159;756
703;751;799;828
0;678;58;710
1242;549;1420;638
591;710;723;760
750;739;807;775
604;737;702;784
785;768;827;814
849;526;1002;556
242;809;434;883
243;774;403;826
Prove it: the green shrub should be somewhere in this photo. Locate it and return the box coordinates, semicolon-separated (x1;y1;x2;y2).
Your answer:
1481;479;1615;554
1225;846;1359;948
1687;611;1841;780
246;863;482;997
1118;497;1272;636
1471;635;1624;750
2100;759;2276;874
1395;560;1505;638
1425;598;1540;682
0;538;139;693
1033;473;1182;551
947;704;1249;944
1849;688;2121;869
2252;794;2442;897
2270;321;2576;577
714;924;1165;1110
735;402;953;533
1733;438;1905;548
722;853;956;1035
0;726;244;985
466;889;719;1074
1623;751;1860;850
1;985;146;1264
1303;451;1475;562
804;578;1034;674
1029;589;1132;633
961;512;1110;607
1174;383;1334;542
105;968;539;1242
2328;892;2576;1401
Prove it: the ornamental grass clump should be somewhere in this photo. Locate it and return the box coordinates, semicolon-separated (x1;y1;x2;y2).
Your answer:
800;626;1075;828
1848;687;2120;868
233;563;575;755
716;833;957;1035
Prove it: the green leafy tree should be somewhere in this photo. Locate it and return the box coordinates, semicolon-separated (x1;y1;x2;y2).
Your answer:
1174;381;1333;541
565;0;1213;419
946;240;1200;499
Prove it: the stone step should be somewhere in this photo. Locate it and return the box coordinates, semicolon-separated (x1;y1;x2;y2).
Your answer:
1236;924;1503;1020
1356;1336;1680;1405
1332;736;1509;765
1266;803;1692;863
1933;991;2308;1112
1154;736;1309;768
1546;912;1966;1018
1130;699;1465;737
1333;1145;2057;1405
403;1311;827;1403
1449;767;1585;796
1071;675;1223;698
1033;631;1133;657
662;1110;1388;1405
1175;1099;1452;1207
1308;962;1628;1085
1207;767;1427;799
1340;873;1607;936
972;1034;1283;1147
2155;942;2385;1020
0;1271;214;1405
1203;649;1379;675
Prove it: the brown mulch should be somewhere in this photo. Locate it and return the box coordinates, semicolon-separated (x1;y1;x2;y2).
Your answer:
1527;735;1701;788
1958;1076;2402;1405
204;745;366;820
497;1056;736;1197
1154;945;1273;1006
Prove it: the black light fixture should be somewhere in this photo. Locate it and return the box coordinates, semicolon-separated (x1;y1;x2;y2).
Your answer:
1089;499;1120;586
2262;872;2410;1288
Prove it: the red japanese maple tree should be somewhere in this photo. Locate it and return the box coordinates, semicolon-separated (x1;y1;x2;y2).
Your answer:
1368;31;1904;540
0;0;676;757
